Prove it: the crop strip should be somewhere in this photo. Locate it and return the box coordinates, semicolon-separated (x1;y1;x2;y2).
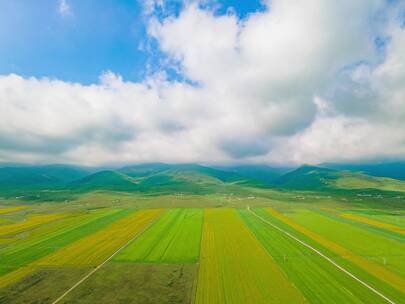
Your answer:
50;209;164;304
0;209;131;283
0;206;29;215
195;208;306;304
284;209;405;289
338;212;405;235
115;208;203;263
247;207;396;304
0;213;69;237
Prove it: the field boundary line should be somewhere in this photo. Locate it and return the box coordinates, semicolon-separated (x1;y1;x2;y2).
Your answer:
247;207;396;304
51;210;165;304
192;208;205;304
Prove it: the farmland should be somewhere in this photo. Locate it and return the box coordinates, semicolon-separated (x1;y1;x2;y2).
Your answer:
2;0;405;301
238;208;385;303
115;208;203;263
195;208;306;304
0;184;404;303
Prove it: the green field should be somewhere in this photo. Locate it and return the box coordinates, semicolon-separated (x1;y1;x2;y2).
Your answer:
238;208;387;303
0;186;404;303
195;208;307;303
115;208;203;263
0;209;132;280
285;210;405;280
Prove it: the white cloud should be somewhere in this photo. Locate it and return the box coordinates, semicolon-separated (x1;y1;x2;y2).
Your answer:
267;19;405;165
1;0;405;166
58;0;71;17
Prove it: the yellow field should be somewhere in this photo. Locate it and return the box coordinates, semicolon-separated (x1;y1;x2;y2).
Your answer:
0;218;12;225
0;210;128;288
266;208;405;293
0;213;68;237
339;212;405;235
0;237;16;245
35;209;164;266
7;210;111;250
0;206;29;215
195;208;306;304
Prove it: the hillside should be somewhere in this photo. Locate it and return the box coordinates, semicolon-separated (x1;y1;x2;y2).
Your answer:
118;163;172;177
273;165;405;193
70;164;251;194
272;165;338;190
216;165;292;184
0;164;95;189
324;162;405;180
119;163;244;183
333;172;405;193
1;163;403;197
69;170;138;191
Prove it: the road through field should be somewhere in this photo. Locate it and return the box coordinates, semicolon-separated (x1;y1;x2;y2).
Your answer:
247;207;396;304
51;209;164;304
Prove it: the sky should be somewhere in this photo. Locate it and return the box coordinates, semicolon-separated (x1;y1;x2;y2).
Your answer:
0;0;405;166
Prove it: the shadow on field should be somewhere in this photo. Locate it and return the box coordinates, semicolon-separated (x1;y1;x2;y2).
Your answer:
0;267;91;304
59;263;197;304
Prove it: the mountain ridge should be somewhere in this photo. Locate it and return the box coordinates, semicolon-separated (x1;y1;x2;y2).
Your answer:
0;162;403;197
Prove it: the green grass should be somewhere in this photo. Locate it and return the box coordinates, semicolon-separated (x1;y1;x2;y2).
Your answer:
238;208;387;303
115;209;203;263
286;209;405;278
0;208;132;277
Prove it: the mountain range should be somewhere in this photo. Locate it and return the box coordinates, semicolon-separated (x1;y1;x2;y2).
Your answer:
0;162;404;198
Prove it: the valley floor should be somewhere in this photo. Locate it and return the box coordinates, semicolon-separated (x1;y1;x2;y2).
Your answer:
0;193;404;304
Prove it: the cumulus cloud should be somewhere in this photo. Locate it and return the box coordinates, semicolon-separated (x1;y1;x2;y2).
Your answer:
1;0;405;165
283;15;405;165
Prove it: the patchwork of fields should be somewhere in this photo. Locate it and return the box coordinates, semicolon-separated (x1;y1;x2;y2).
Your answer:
0;202;404;303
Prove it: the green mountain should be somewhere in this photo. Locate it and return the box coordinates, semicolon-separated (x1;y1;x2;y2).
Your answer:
273;165;405;193
272;165;337;190
119;163;244;183
217;165;292;184
70;164;250;194
323;162;405;180
118;163;172;177
333;171;405;193
0;164;95;189
1;163;403;198
69;170;138;191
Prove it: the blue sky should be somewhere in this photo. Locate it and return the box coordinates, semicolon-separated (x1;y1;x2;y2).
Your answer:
0;0;405;166
0;0;264;84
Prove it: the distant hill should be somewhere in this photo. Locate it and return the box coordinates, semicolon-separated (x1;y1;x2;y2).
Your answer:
118;163;172;177
119;163;244;183
0;164;95;189
216;165;293;184
69;170;138;191
273;165;405;193
323;162;405;180
272;165;338;190
70;163;251;194
1;162;403;197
